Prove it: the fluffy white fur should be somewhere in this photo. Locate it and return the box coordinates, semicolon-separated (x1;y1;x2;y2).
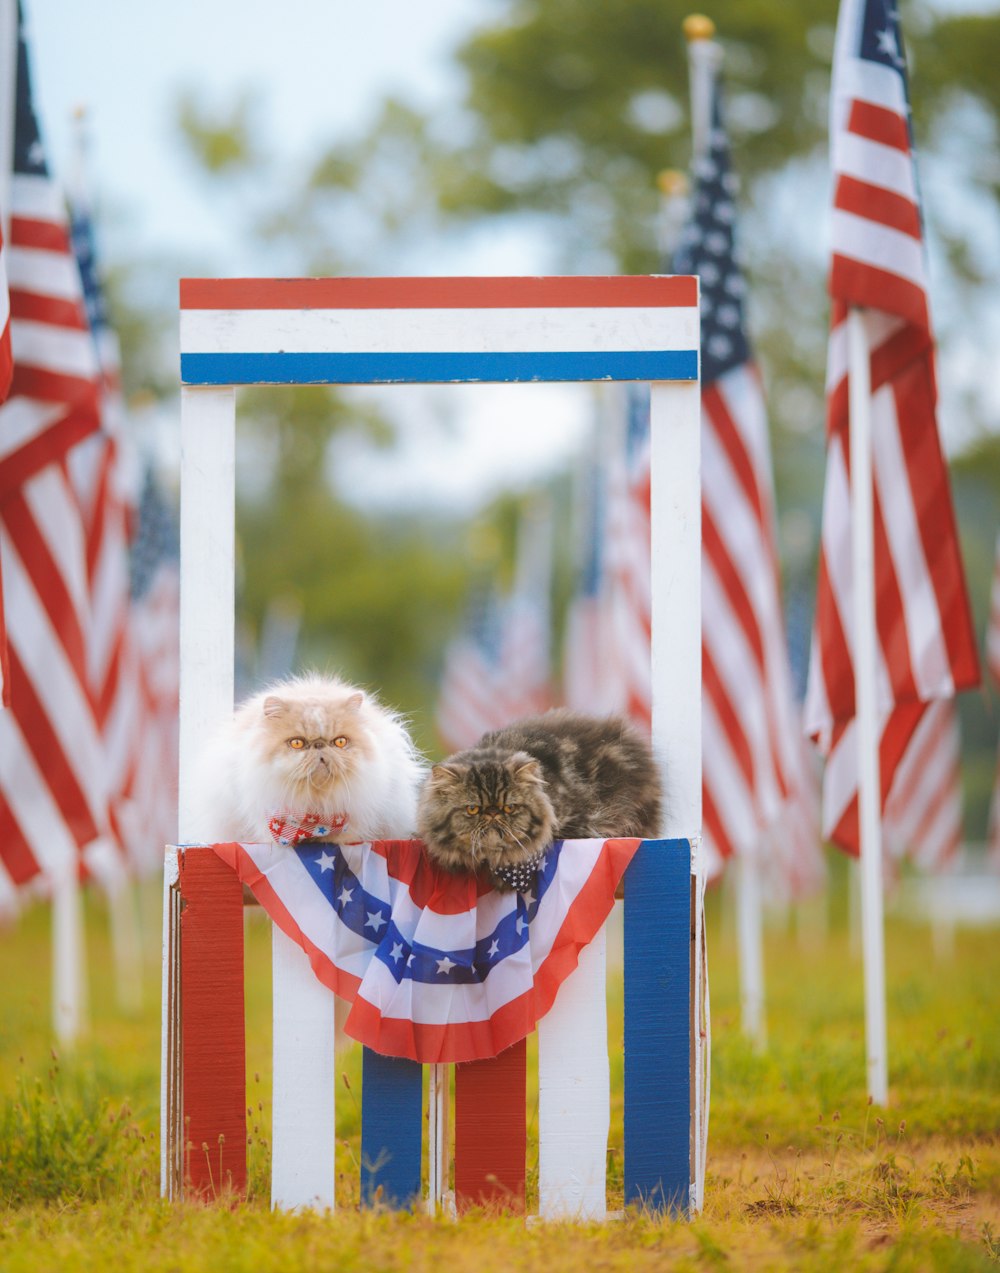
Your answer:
188;673;425;844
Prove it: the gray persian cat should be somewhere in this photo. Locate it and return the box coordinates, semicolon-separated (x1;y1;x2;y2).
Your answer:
417;709;662;891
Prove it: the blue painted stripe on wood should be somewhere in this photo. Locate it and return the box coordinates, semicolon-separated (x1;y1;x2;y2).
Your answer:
361;1047;423;1208
623;838;691;1215
180;349;699;386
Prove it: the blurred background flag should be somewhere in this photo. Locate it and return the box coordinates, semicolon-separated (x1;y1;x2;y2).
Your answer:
561;397;621;716
67;119;146;879
883;697;962;874
435;581;508;753
604;382;652;736
123;466;179;872
804;0;980;854
436;500;553;752
0;0;113;912
671;37;821;893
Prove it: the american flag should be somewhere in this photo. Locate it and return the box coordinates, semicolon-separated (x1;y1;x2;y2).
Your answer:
604;384;652;735
672;75;822;890
436;584;511;752
212;834;638;1063
0;4;115;909
436;508;552;753
121;468;179;870
562;410;621;715
883;697;962;873
804;0;979;853
67;189;144;875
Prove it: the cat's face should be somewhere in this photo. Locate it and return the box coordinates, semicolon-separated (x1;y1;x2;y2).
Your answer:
417;752;555;873
251;690;374;802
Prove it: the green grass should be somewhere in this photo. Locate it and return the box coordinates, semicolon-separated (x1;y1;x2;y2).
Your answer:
1;858;998;1271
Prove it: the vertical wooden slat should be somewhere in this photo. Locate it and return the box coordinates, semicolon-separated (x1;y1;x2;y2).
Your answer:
361;1047;423;1208
427;1063;451;1212
271;925;336;1211
454;1039;526;1213
538;924;609;1219
624;838;691;1215
180;848;246;1198
160;847;182;1198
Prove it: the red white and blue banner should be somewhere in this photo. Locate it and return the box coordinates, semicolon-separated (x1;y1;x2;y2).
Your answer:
179;276;699;386
212;836;638;1063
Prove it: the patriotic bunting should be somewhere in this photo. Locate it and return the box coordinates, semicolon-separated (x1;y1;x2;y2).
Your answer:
213;836;638;1064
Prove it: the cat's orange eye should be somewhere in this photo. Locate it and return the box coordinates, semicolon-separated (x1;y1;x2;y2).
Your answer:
503;804;515;814
288;737;306;750
333;736;348;748
465;805;479;816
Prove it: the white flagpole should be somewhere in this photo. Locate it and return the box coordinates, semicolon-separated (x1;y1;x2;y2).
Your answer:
684;12;767;1049
847;305;888;1104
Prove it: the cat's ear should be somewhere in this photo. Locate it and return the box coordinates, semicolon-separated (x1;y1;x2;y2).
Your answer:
512;757;542;781
431;762;465;785
263;696;286;719
345;692;365;712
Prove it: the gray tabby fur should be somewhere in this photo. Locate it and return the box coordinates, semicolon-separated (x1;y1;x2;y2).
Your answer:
417;709;662;891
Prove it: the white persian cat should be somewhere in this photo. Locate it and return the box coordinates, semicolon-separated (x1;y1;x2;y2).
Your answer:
188;672;425;844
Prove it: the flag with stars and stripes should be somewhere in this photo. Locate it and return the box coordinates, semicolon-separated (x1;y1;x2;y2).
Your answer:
0;2;100;498
66;188;146;877
562;410;622;716
0;2;116;911
212;835;638;1063
604;383;653;735
804;0;979;853
435;584;511;752
119;468;179;870
883;697;962;873
671;71;822;891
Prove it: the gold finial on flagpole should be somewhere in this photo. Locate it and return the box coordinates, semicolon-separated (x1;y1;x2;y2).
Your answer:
682;14;716;42
657;169;689;199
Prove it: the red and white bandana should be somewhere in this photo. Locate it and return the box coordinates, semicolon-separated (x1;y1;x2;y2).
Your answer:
267;811;348;847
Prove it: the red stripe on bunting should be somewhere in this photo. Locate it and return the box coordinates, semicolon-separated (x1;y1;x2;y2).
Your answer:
180;274;698;311
180;848;247;1198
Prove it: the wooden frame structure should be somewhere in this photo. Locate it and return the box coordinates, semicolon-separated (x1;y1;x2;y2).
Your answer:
163;275;704;1216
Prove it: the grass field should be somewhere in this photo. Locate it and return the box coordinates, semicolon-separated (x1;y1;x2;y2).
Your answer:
1;858;998;1271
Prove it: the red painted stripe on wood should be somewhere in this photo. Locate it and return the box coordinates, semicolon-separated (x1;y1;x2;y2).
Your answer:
180;275;698;311
454;1039;526;1213
180;848;247;1199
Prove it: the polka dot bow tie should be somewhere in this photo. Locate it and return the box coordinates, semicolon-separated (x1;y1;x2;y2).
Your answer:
267;811;348;847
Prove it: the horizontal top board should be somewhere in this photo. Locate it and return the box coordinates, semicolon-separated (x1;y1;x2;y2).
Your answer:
179;275;700;387
180;275;698;311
